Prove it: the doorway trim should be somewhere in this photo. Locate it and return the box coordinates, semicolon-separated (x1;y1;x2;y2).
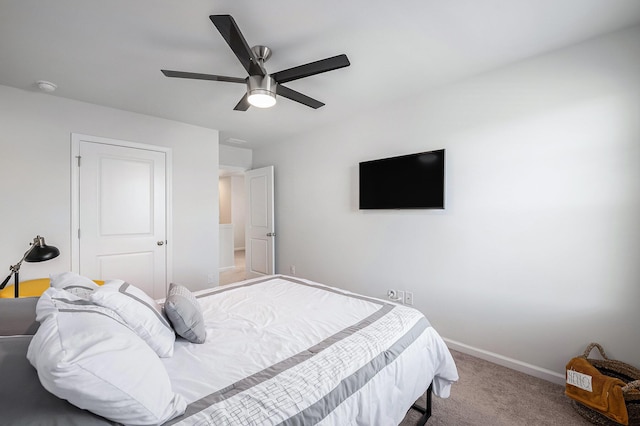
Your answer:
70;133;173;285
245;166;275;278
219;165;248;282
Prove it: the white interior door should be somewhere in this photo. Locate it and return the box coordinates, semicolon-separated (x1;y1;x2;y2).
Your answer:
74;137;168;298
245;166;275;278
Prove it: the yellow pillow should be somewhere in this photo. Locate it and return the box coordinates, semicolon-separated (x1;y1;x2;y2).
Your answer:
0;278;104;298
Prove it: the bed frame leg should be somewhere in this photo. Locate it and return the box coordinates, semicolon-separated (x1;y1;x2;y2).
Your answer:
410;383;433;426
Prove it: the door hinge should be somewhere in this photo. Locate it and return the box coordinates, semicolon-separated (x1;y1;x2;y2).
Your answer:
76;155;81;167
77;229;81;239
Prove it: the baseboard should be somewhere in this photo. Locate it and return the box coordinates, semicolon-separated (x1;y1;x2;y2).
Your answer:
234;247;245;251
443;338;565;386
219;266;234;272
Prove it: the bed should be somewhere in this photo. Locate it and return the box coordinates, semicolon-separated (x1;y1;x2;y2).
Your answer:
0;274;458;425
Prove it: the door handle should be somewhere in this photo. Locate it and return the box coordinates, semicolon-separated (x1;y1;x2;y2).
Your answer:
266;232;276;237
157;241;165;246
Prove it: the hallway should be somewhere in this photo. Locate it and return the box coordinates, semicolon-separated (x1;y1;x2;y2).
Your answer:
219;250;246;285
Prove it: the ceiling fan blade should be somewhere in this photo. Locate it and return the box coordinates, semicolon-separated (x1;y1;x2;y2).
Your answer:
272;54;350;84
209;15;266;77
234;93;251;111
161;70;246;84
276;85;325;109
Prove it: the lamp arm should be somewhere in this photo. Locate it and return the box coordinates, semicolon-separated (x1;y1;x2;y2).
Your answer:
13;243;38;272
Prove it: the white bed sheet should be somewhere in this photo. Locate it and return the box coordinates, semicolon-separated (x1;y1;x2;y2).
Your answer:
161;275;458;425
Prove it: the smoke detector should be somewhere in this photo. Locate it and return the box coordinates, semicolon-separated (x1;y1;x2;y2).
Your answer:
36;80;57;92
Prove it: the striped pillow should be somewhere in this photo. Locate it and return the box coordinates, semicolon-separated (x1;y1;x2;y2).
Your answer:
90;280;176;357
164;283;206;344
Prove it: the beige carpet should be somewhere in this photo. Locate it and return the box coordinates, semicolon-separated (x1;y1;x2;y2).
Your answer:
400;349;592;426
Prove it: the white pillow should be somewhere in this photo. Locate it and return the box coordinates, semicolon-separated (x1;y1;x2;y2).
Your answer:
27;288;186;425
34;286;127;326
49;271;99;299
90;280;175;357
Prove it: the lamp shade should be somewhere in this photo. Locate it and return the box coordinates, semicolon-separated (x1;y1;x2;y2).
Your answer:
24;236;60;263
248;92;276;108
247;75;277;108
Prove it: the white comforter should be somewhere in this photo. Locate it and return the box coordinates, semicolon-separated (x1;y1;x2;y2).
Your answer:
161;275;458;425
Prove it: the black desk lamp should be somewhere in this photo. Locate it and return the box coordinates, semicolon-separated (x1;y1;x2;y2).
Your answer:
0;235;60;298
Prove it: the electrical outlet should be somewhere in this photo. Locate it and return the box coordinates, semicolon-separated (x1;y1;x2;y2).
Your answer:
289;265;296;276
388;289;405;304
207;273;216;284
405;291;414;306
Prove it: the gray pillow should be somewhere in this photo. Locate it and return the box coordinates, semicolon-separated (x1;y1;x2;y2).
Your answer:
164;283;205;344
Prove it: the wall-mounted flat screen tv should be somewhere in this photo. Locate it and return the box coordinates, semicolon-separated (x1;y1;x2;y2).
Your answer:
359;149;445;209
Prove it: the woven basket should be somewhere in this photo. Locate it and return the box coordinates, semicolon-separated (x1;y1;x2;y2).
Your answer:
570;343;640;426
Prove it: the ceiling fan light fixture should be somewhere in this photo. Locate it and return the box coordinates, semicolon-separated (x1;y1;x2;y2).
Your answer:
248;92;276;108
247;75;277;108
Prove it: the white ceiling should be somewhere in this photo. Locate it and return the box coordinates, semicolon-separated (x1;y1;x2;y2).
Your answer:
2;0;640;150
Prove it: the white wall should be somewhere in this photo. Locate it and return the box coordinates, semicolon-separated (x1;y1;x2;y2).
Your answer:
253;25;640;382
219;144;252;170
231;175;246;250
0;85;220;291
219;176;232;224
219;224;234;270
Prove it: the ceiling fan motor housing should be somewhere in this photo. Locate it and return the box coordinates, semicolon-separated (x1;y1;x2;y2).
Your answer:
248;75;277;108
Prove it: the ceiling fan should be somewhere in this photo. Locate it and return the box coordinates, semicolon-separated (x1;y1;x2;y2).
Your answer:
161;14;351;111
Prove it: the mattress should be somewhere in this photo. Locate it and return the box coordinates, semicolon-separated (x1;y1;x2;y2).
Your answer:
162;275;458;425
0;275;458;425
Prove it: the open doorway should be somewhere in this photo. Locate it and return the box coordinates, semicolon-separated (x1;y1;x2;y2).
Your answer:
219;168;247;285
220;249;246;285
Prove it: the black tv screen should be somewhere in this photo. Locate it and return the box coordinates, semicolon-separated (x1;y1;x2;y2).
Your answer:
359;149;445;209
